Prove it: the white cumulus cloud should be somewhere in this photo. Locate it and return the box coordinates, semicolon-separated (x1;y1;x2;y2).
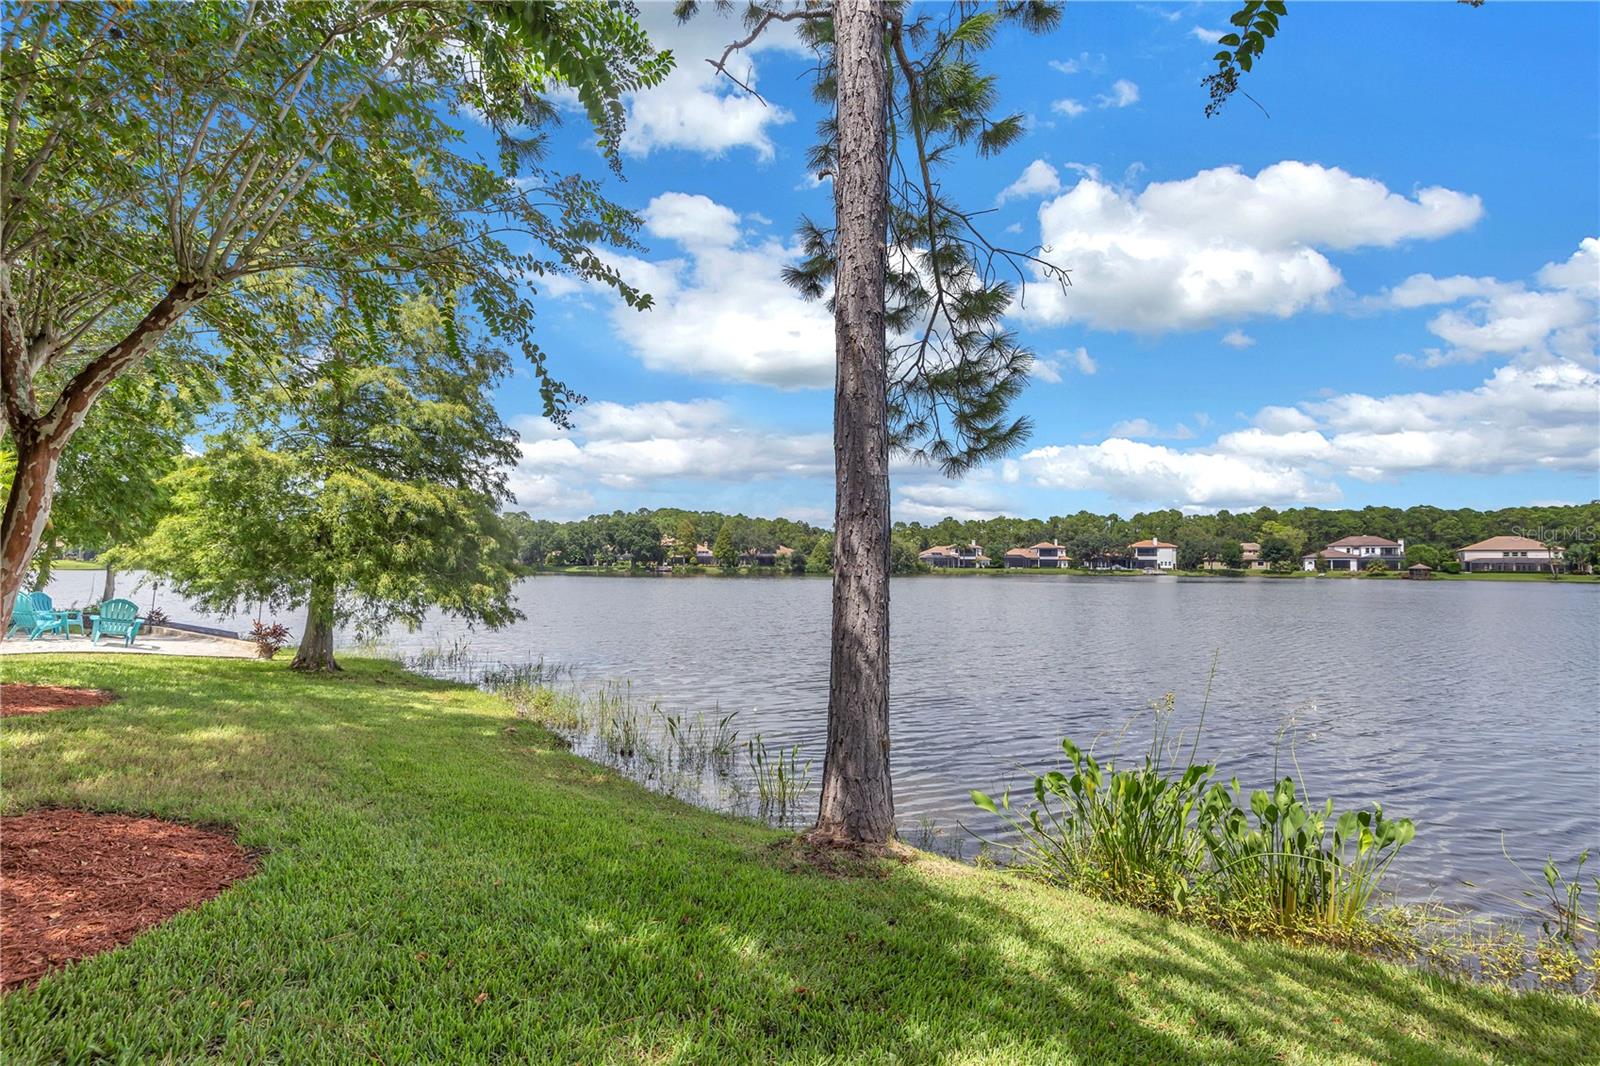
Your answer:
1015;161;1484;333
596;193;834;387
1097;79;1140;108
997;159;1062;204
1382;238;1599;367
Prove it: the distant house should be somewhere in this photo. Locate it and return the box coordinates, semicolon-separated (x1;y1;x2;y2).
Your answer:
694;542;715;565
1455;536;1565;573
738;545;797;567
1327;535;1405;569
919;541;990;569
1127;538;1177;570
1003;547;1037;568
1202;541;1265;570
660;535;688;565
1302;548;1361;572
1004;541;1069;568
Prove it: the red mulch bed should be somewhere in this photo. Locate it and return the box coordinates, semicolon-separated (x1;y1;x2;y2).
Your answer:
0;684;117;718
1;809;257;991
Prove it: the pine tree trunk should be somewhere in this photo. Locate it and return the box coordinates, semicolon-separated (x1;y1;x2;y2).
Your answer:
290;579;340;672
811;0;895;846
0;432;61;632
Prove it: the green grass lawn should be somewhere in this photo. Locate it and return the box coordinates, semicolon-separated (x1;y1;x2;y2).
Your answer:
2;656;1594;1064
41;559;103;571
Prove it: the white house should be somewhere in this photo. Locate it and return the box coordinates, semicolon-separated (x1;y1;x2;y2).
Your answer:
1304;535;1404;571
1455;536;1565;573
1127;538;1177;570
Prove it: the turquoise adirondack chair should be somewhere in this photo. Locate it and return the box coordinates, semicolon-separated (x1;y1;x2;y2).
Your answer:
8;592;70;640
90;598;145;647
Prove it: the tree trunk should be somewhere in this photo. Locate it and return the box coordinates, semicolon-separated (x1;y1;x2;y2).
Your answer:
0;277;206;634
102;566;116;602
290;579;340;672
811;0;895;846
0;431;62;632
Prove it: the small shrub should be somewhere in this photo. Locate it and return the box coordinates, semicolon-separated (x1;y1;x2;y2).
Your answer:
249;620;292;659
145;606;171;627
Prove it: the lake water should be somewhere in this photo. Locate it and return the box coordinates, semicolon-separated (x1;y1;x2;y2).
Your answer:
39;568;1600;920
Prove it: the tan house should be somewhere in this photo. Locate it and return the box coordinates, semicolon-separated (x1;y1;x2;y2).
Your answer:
1455;536;1565;573
1203;541;1266;570
920;541;990;568
1004;540;1070;568
694;542;715;565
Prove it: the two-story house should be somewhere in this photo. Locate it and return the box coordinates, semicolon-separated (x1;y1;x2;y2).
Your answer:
919;541;991;568
1004;541;1070;568
1303;535;1405;571
1127;538;1177;570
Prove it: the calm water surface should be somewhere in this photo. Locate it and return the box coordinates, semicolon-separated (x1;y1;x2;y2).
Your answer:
44;569;1600;918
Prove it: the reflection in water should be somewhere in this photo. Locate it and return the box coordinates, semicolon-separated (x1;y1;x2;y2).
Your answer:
44;568;1600;923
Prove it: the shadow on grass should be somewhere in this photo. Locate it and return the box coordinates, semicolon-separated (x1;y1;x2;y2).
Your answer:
1;655;1594;1063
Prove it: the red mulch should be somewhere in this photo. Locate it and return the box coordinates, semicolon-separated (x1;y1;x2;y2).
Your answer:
1;809;257;991
0;684;116;718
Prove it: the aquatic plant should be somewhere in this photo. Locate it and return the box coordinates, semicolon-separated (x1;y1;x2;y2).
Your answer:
745;734;813;823
971;682;1417;943
1197;777;1415;935
972;713;1214;910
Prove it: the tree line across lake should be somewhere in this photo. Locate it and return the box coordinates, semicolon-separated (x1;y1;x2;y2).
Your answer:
503;501;1600;575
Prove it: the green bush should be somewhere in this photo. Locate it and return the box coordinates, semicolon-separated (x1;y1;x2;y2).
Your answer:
973;699;1417;944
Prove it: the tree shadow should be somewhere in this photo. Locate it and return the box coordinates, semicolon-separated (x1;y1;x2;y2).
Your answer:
1;654;1595;1063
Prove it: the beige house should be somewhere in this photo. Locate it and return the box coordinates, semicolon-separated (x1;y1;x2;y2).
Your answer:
1004;541;1070;568
1455;536;1565;573
920;541;990;568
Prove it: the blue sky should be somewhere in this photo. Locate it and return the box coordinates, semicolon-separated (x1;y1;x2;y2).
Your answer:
490;1;1598;525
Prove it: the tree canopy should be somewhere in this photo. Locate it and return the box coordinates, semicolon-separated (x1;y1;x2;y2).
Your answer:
0;0;671;627
124;293;525;670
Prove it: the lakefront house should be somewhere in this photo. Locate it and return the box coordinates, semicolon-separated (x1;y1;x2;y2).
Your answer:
920;541;991;568
1303;535;1405;571
1004;541;1070;568
1128;538;1177;570
1454;536;1565;573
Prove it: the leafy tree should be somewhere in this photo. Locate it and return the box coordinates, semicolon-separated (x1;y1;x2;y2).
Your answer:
612;511;663;567
1259;520;1309;558
1405;543;1444;569
1217;540;1245;569
713;523;738;570
889;538;924;576
1176;540;1207;571
124;294;521;671
1259;536;1297;569
808;534;834;574
674;516;698;561
0;0;670;631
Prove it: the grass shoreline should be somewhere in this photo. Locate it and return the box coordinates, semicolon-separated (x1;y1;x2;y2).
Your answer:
2;655;1595;1063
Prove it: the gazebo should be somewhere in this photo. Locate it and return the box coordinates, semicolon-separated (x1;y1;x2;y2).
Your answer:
1404;563;1434;580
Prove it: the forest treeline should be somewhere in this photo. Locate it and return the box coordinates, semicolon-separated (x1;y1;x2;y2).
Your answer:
504;501;1600;573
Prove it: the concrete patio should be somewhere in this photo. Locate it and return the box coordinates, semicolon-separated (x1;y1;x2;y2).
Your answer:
1;626;258;658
